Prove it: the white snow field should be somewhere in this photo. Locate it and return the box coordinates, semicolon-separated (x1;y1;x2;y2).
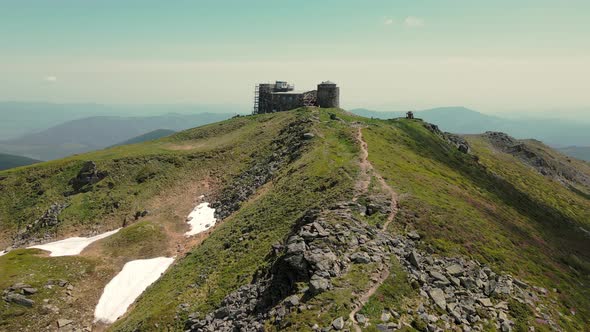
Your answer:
94;257;174;323
28;228;121;257
185;202;216;236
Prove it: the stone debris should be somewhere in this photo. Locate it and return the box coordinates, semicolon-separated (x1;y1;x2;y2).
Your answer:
186;199;556;332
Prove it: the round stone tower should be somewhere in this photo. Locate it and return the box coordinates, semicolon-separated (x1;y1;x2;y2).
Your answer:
317;81;340;108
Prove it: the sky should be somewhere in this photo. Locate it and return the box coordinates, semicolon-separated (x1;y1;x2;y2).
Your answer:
1;0;589;116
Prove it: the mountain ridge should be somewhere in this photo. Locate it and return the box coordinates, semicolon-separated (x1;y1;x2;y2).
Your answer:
0;108;588;331
351;106;590;148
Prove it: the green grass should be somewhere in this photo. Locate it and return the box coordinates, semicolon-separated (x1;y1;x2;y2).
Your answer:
359;257;414;325
0;111;301;247
361;118;590;329
0;249;100;331
101;221;169;259
1;108;588;331
110;108;359;331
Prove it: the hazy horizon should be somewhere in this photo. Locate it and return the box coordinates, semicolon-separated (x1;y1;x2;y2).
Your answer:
2;0;590;119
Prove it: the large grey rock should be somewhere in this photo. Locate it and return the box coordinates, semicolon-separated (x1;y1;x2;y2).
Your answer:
305;250;337;272
407;231;421;240
57;319;73;328
22;287;38;295
286;241;306;254
445;264;464;276
408;251;420;269
350;252;371;264
428;288;447;310
429;271;449;283
477;298;493;307
285;295;299;307
355;313;366;324
4;293;34;307
332;316;345;330
309;275;330;294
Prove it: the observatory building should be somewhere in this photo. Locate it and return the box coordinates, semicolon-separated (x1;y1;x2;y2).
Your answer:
253;81;339;114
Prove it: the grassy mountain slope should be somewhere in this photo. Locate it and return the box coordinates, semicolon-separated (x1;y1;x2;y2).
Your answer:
0;111;307;331
0;153;40;171
109;129;176;147
0;108;588;331
358;119;589;330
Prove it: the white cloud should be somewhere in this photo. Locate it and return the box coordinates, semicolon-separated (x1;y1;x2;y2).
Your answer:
383;18;394;25
44;75;57;82
404;16;424;28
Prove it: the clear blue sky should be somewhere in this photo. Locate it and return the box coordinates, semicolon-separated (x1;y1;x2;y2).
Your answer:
1;0;589;115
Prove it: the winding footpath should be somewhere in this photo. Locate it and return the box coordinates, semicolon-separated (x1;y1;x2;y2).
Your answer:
349;127;400;332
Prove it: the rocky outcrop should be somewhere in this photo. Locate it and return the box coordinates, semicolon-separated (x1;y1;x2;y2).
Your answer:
68;161;107;195
484;131;590;191
187;195;556;332
14;202;69;246
423;123;470;154
212;118;311;220
393;237;558;332
186;202;395;331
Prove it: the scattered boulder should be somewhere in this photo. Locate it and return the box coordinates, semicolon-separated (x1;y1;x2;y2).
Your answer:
331;316;345;330
350;251;371;264
4;293;34;307
407;250;420;269
57;319;73;328
407;231;421;240
355;313;366;325
428;288;447;310
68;161;107;194
309;274;330;294
22;287;38;295
445;264;463;276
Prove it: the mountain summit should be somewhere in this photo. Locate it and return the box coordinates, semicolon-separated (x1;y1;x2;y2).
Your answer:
0;108;588;331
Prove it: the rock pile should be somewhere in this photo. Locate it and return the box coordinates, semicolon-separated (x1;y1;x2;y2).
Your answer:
212;118;311;220
2;283;37;308
14;202;69;246
423;123;471;154
186;201;397;332
483;131;590;191
186;198;554;332
392;238;557;331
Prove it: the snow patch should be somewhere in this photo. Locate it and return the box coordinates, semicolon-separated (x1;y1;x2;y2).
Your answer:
185;202;216;236
28;229;121;257
94;257;174;323
0;250;7;257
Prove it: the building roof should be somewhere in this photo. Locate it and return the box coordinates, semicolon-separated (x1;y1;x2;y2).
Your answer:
271;90;313;95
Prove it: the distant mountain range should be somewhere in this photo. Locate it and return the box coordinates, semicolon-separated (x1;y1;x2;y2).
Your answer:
0;113;234;160
0;153;40;171
0;102;240;140
351;107;590;150
110;129;176;147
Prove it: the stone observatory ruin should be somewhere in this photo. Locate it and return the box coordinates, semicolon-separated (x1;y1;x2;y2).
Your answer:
253;80;339;114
